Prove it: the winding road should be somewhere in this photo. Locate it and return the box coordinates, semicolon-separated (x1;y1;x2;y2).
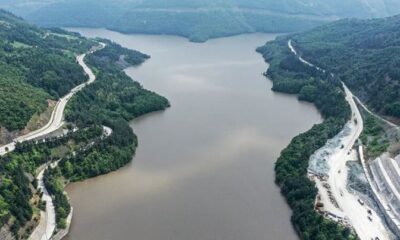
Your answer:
0;43;105;156
28;125;112;240
289;40;391;239
29;166;57;240
0;42;104;240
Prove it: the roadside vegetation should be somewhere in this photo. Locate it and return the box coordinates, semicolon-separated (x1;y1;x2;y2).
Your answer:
257;36;355;239
0;10;95;131
0;125;104;238
358;106;400;160
287;15;400;119
43;166;71;229
63;41;169;180
360;114;389;159
257;14;400;238
0;10;169;239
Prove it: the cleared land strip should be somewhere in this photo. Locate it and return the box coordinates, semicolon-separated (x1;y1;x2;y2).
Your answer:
362;150;400;235
288;39;392;239
377;159;400;205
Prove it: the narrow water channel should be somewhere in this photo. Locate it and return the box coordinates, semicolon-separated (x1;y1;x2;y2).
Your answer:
65;29;322;240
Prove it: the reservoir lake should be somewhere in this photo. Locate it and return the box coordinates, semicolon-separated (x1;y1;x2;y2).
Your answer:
65;29;322;240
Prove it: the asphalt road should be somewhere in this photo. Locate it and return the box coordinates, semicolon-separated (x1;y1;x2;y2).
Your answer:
0;43;104;156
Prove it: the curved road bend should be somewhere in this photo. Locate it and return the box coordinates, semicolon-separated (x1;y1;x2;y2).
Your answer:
0;43;105;156
28;166;57;240
28;125;112;240
289;40;391;239
289;39;397;128
0;42;104;240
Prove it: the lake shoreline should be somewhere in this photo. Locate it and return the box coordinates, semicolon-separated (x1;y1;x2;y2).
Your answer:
64;30;322;240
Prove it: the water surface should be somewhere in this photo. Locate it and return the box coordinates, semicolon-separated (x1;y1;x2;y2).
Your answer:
65;30;322;240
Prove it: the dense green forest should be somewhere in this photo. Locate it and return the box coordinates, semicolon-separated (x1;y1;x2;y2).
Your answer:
257;29;356;238
43;166;70;229
87;39;150;69
63;41;169;180
257;20;400;238
0;10;169;238
0;125;104;238
276;15;400;119
256;22;400;234
0;40;169;237
4;0;400;42
0;10;96;131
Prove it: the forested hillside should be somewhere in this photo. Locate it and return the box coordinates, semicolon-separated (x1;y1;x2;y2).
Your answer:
0;9;95;134
0;11;169;239
63;40;169;181
255;12;400;239
261;15;400;119
257;30;354;239
3;0;400;42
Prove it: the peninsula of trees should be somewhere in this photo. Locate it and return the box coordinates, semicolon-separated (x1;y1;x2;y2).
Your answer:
0;10;169;239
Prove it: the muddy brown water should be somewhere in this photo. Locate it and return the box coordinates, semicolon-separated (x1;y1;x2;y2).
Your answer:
64;29;322;240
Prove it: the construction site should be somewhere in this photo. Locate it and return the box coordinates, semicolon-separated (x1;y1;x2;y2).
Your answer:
288;38;400;239
367;152;400;236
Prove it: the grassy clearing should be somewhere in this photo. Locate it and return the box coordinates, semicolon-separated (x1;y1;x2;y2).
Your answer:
359;104;397;159
11;41;31;49
23;100;56;133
